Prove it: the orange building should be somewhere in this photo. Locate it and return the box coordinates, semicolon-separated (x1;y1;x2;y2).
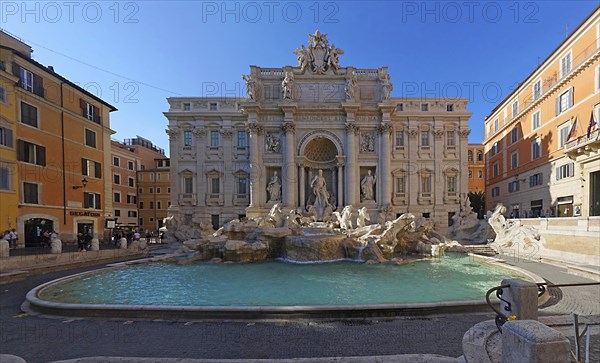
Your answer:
110;140;141;231
0;31;116;246
484;8;599;218
467;144;485;194
138;157;170;233
119;136;170;233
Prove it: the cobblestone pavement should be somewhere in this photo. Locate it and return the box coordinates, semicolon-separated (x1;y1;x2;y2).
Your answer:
1;257;598;363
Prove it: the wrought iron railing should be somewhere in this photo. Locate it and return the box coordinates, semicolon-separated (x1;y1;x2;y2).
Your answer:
486;281;600;333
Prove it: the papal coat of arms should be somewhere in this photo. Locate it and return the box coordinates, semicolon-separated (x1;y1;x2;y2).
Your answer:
293;30;344;74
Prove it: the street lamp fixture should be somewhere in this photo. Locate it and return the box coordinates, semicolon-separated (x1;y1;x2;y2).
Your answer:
72;178;88;190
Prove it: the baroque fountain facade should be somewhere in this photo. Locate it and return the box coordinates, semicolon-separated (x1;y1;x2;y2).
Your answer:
163;31;473;259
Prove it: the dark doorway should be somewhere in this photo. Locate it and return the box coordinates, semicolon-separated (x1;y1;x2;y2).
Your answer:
24;218;53;247
211;214;220;231
77;222;93;237
590;171;600;216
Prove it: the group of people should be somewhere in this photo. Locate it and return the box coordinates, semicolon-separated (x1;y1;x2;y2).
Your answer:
1;229;18;249
112;229;164;247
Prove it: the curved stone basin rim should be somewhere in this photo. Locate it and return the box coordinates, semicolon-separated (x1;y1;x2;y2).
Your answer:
24;256;546;319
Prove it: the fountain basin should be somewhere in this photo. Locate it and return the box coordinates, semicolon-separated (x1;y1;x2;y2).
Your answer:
25;255;541;320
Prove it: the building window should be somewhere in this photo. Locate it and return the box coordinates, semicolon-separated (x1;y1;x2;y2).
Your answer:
114;209;121;217
84;192;101;209
23;182;39;204
20;102;38;128
237;177;248;195
558;122;570;148
531;138;541;160
533;80;541;100
157;187;161;194
150;201;154;209
128;211;137;217
468;150;473;161
421;103;429;112
421;175;431;193
491;141;500;156
511;151;519;169
210;130;219;147
81;158;101;178
395;130;404;147
210;103;218;111
420;131;430;146
85;129;97;148
478;170;483;178
532;110;541;131
183;176;193;194
139;218;144;226
493;118;499;132
149;187;154;194
114;192;121;203
510;127;519;144
113;157;120;167
183;102;191;111
491;187;500;197
477;151;483;161
446;104;454;112
17;140;46;166
508;181;520;193
138;187;143;194
157;201;162;209
556;163;574;180
128;177;134;187
86;103;97;121
395;176;406;193
113;174;120;184
468;170;473;178
446;131;455;146
446;176;457;193
237;131;248;148
211;177;220;194
139;201;144;209
396;103;404;111
127;194;136;204
184;130;192;146
512;101;519;119
493;162;499;177
19;68;34;92
0;126;14;148
168;187;171;193
556;88;573;114
529;173;543;187
560;52;572;78
0;166;9;190
0;86;6;103
128;161;134;170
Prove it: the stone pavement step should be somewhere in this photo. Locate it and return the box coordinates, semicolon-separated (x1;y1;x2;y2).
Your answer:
49;355;461;363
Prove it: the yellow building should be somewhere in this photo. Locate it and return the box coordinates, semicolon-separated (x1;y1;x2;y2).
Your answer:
0;30;117;246
138;157;170;233
467;144;485;194
0;38;20;234
484;7;599;218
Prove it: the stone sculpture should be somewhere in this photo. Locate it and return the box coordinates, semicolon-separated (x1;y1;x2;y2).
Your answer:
265;133;281;153
294;30;344;74
381;73;393;100
242;74;257;100
488;204;541;254
308;169;334;221
360;170;376;202
51;239;62;254
344;72;357;101
360;133;375;153
281;71;294;100
266;171;282;202
357;207;370;228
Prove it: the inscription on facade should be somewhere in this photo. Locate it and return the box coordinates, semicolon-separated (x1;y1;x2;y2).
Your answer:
297;114;344;122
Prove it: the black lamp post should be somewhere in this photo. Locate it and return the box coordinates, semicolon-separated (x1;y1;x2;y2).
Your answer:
72;178;88;190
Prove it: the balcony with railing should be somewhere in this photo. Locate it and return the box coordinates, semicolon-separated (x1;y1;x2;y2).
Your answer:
564;129;600;158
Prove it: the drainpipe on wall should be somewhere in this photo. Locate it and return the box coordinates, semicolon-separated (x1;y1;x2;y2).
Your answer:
60;82;66;225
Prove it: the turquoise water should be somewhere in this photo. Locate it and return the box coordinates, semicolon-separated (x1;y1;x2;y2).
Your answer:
39;256;527;306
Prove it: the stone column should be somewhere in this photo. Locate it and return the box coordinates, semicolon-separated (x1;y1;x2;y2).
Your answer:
248;122;262;207
298;162;305;209
193;128;207;207
337;162;344;209
281;111;297;208
378;110;393;207
459;128;471;199
407;127;419;207
344;122;359;206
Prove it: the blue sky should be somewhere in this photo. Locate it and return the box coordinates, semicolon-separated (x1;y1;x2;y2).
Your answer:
1;1;598;153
